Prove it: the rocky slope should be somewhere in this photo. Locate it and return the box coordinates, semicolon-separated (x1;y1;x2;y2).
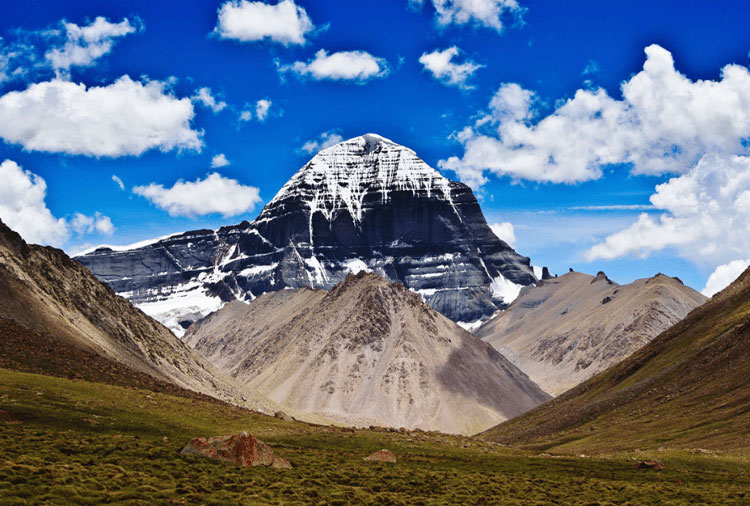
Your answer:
476;271;706;396
184;272;550;435
77;134;536;335
0;219;270;411
479;268;750;453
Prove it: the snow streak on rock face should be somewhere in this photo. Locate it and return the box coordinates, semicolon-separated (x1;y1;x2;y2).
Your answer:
77;134;536;334
262;134;459;240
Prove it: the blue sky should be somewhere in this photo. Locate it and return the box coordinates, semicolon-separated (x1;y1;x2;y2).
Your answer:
2;0;750;295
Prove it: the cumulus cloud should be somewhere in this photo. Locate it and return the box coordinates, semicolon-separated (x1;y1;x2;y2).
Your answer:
413;0;526;32
112;174;125;190
0;160;116;246
278;49;389;83
192;87;226;113
0;16;141;86
71;211;114;236
214;0;315;46
0;76;201;157
239;98;274;122
0;159;68;246
211;153;230;168
255;99;271;121
585;154;750;264
133;172;262;217
490;221;516;247
45;17;141;71
301;130;343;154
0;38;35;85
419;46;483;89
442;45;750;187
702;259;750;297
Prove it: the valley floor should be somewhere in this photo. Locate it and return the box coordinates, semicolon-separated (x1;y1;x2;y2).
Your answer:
1;369;748;505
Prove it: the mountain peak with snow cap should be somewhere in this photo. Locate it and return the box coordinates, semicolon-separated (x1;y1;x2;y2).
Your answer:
78;133;536;333
262;133;454;226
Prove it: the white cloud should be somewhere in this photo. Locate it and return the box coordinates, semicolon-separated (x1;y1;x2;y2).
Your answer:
0;38;31;85
0;161;117;247
419;46;483;89
255;99;271;121
133;172;262;217
279;49;389;83
702;259;750;297
586;154;750;286
416;0;526;32
71;211;114;236
214;0;314;46
112;174;125;190
211;153;230;168
239;98;273;122
301;130;343;154
45;17;141;71
0;76;201;157
0;159;68;246
490;221;516;247
192;87;226;113
442;44;750;187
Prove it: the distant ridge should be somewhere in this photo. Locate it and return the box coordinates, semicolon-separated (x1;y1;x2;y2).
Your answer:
479;267;750;452
476;270;706;395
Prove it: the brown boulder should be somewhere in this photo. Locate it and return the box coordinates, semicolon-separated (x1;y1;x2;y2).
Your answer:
364;449;396;463
635;460;664;470
180;431;291;469
274;411;295;422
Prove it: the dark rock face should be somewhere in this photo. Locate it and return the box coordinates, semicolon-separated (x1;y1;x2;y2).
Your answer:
77;134;535;334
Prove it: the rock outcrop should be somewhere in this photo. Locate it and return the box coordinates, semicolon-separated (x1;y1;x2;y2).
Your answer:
76;134;536;335
180;432;291;469
364;449;396;463
184;272;550;435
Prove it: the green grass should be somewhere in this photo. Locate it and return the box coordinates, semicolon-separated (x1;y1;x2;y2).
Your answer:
1;369;749;505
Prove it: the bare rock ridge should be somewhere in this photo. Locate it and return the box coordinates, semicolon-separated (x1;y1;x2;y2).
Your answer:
0;219;269;411
476;270;706;396
76;134;536;335
184;271;550;435
480;267;750;452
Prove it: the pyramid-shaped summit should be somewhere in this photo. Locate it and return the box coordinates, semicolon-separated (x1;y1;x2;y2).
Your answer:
78;133;536;334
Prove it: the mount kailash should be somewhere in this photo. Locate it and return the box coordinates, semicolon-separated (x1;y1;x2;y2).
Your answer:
77;134;537;335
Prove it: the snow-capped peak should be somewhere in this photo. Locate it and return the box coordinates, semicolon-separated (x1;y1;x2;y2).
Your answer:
259;133;459;233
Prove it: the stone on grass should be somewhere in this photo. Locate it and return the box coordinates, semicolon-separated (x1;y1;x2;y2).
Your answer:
180;431;291;469
364;449;396;463
274;411;295;422
635;460;664;470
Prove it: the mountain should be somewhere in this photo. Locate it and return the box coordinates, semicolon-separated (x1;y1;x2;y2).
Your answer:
476;271;706;396
0;219;269;411
479;268;750;453
184;272;550;435
76;134;536;335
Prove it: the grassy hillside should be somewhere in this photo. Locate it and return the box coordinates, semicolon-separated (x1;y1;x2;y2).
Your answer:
479;269;750;454
1;368;748;505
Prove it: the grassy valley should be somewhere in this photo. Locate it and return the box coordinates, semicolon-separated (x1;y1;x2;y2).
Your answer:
1;368;749;505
